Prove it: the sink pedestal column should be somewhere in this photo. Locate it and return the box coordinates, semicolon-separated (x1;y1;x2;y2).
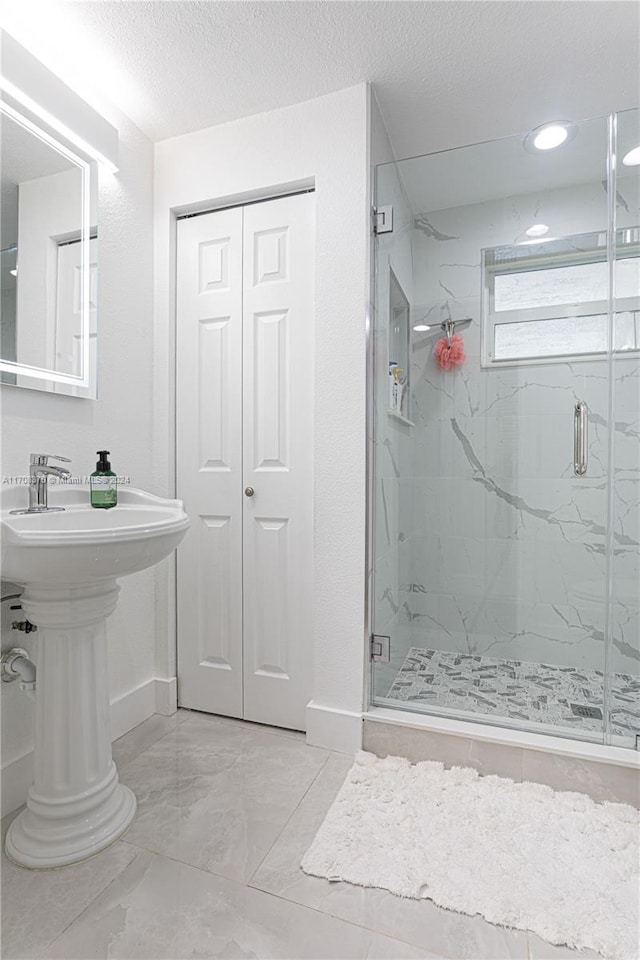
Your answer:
5;581;137;869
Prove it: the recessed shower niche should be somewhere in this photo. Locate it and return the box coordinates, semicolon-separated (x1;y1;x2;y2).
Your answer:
387;269;412;425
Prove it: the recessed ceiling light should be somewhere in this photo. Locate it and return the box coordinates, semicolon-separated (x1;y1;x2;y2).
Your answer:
525;223;550;238
622;145;640;166
413;324;431;332
524;122;576;153
534;125;568;150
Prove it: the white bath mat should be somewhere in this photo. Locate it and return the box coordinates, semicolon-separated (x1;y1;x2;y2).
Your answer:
301;752;640;960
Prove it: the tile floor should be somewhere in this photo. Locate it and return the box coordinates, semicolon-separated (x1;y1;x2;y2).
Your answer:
1;710;599;960
388;648;640;738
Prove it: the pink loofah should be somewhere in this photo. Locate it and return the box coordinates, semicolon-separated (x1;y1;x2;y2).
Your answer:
435;333;466;370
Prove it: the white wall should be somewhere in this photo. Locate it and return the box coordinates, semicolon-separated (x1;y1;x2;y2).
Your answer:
153;84;370;749
0;109;156;814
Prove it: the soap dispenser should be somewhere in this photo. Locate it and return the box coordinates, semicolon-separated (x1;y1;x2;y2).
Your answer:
90;451;117;509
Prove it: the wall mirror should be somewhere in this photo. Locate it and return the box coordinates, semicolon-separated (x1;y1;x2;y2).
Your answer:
0;102;97;398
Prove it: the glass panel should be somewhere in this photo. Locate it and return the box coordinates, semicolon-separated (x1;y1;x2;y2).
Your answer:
606;107;640;748
495;313;607;358
491;251;638;313
371;115;627;744
493;311;640;361
495;261;611;311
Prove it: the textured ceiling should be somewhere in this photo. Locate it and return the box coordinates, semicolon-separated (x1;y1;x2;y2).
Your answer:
2;1;639;158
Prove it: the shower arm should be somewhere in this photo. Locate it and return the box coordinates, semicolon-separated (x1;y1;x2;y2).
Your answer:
441;317;472;347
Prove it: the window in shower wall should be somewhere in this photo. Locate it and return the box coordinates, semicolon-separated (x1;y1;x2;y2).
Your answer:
481;228;640;364
370;112;639;749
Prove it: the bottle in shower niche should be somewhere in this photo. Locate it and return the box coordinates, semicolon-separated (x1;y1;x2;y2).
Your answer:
90;451;117;509
389;361;398;410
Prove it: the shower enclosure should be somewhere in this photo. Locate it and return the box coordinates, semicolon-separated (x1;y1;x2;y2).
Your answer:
369;110;639;749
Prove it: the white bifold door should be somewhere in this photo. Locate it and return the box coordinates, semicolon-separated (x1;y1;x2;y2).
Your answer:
176;193;314;731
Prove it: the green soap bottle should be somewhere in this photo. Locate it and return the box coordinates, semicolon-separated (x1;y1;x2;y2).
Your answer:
90;450;117;509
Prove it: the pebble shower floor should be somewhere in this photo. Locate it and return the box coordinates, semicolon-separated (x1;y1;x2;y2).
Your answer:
387;648;640;738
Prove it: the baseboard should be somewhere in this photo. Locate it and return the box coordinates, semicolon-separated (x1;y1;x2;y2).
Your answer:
110;678;156;742
306;701;363;754
1;751;34;822
154;676;177;716
1;677;160;818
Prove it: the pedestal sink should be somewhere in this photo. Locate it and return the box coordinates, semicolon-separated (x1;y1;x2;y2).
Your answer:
0;484;189;869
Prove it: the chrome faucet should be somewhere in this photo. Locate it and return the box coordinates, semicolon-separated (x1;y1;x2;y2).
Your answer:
10;454;72;515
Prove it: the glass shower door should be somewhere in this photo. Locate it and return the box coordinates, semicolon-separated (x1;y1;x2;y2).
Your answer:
607;108;640;747
370;113;639;747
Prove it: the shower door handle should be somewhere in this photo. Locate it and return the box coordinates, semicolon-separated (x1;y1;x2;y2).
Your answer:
574;401;588;476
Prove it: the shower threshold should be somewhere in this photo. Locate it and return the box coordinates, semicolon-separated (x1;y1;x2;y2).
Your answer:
385;648;639;741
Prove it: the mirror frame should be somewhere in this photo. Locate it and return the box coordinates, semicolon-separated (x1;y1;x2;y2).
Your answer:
0;100;94;392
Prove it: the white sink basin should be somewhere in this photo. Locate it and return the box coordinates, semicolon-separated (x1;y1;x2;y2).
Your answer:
1;484;190;585
1;483;189;870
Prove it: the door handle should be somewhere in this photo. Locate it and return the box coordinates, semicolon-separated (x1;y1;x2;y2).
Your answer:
244;486;255;497
574;401;588;476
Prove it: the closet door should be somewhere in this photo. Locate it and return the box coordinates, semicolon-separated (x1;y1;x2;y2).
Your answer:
176;208;244;717
242;193;314;730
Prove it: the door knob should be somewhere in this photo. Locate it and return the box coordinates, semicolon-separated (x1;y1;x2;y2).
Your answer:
244;486;255;498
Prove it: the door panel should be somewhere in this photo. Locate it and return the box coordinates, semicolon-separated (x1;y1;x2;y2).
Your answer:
253;309;289;469
242;193;314;730
197;514;234;668
198;317;232;470
176;208;243;717
250;515;290;677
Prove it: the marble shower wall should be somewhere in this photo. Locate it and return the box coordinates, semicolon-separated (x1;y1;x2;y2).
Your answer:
401;175;639;685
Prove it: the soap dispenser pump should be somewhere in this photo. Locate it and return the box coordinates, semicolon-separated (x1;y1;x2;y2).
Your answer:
90;451;117;509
